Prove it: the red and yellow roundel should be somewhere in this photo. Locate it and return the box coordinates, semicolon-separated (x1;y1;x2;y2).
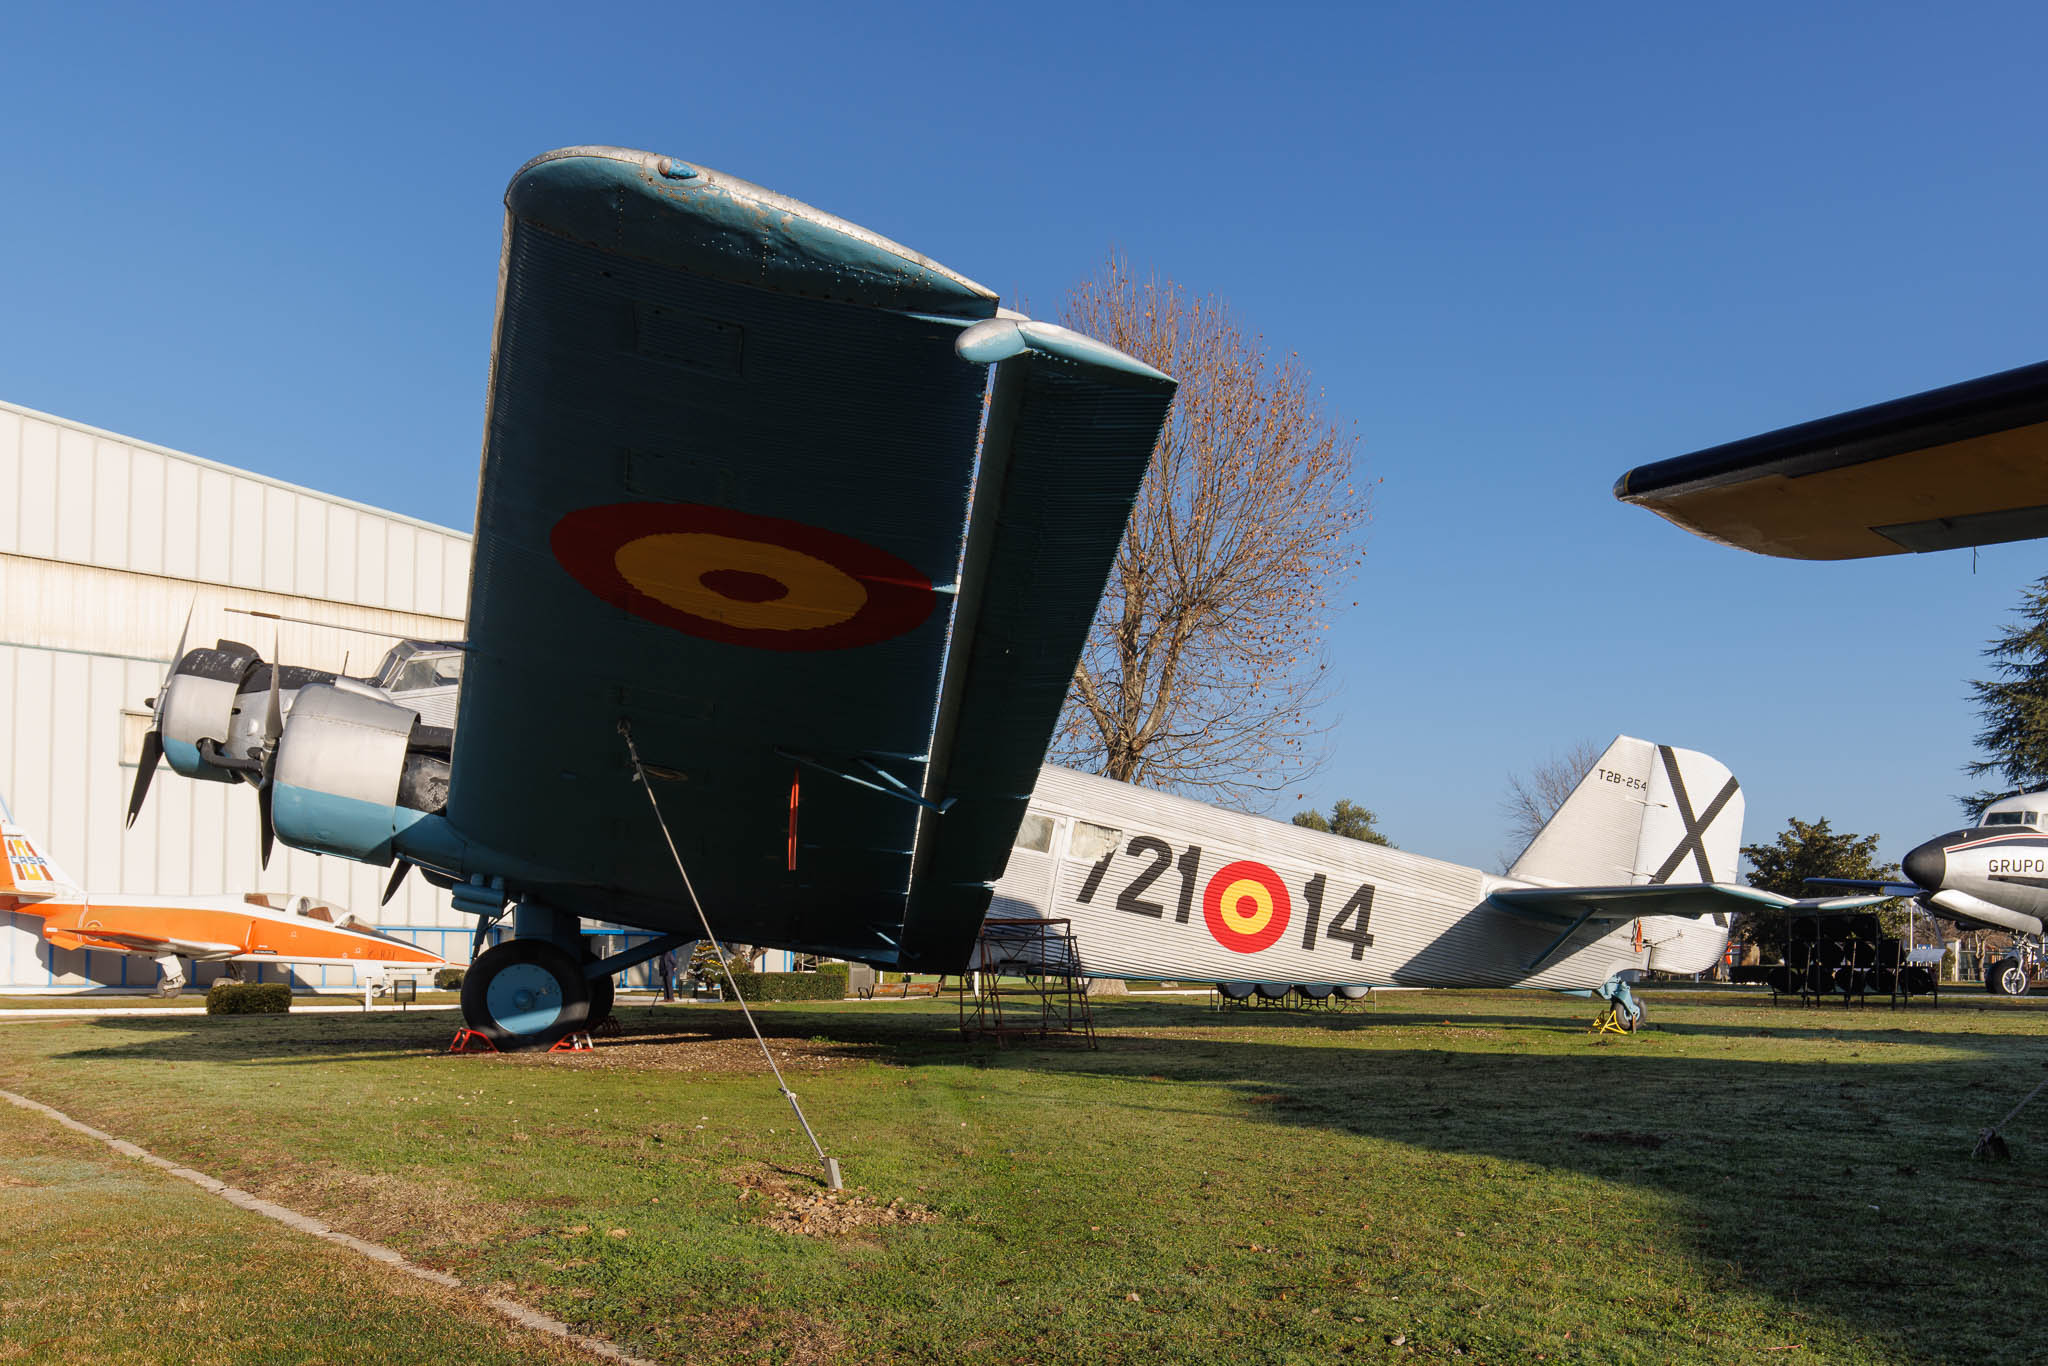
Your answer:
1202;860;1291;954
551;502;936;651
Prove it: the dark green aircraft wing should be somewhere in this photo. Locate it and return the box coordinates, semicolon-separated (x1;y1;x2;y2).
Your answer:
443;148;1173;968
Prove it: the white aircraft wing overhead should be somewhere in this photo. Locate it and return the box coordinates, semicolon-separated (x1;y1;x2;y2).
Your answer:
1614;358;2048;559
1487;883;1891;925
66;928;244;959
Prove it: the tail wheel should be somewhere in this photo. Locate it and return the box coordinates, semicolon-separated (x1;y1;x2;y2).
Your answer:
459;939;591;1051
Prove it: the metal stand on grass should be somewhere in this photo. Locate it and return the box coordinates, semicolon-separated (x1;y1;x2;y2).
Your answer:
955;918;1097;1049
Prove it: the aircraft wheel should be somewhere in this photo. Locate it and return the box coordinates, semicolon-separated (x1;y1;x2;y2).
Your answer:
460;939;590;1050
1988;959;2019;996
587;969;615;1024
1996;961;2031;997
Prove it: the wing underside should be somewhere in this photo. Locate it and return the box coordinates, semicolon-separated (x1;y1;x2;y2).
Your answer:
1615;359;2048;559
51;927;243;959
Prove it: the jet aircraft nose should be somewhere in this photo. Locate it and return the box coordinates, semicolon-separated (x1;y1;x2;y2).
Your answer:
1903;838;1947;892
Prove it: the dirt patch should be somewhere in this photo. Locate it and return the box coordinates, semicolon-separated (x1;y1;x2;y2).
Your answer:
482;1026;885;1076
248;1163;525;1254
730;1165;937;1238
661;1307;852;1366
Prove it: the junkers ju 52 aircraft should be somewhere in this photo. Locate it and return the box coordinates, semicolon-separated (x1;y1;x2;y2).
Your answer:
129;146;1869;1046
991;736;1882;1025
5;802;443;994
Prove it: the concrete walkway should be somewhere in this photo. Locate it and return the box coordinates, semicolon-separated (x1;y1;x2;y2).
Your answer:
1;1087;660;1365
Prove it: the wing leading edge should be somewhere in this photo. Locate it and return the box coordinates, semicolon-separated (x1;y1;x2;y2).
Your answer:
1615;359;2048;559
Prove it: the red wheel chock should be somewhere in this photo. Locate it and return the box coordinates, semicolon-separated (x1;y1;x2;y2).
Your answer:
448;1028;499;1054
591;1014;622;1038
549;1031;594;1053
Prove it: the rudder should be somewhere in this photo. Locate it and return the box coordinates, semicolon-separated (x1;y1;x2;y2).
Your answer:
0;819;81;908
1508;737;1743;888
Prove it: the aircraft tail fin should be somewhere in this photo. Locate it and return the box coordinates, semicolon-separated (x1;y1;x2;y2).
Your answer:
0;818;82;909
1508;736;1743;888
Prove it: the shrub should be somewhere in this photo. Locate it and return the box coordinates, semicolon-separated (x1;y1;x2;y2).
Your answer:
722;966;851;1002
205;982;292;1015
433;968;466;990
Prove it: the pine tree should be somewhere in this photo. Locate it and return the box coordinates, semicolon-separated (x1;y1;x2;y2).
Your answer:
1291;799;1393;847
1963;575;2048;820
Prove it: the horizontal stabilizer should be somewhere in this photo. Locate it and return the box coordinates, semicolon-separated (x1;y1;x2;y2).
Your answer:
1804;877;1922;899
1488;882;1890;926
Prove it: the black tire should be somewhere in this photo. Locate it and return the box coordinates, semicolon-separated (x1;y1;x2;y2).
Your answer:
460;938;591;1050
587;970;615;1024
1996;961;2031;997
1988;959;2020;996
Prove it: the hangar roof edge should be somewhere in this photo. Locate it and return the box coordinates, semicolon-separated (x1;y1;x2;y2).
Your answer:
0;397;472;544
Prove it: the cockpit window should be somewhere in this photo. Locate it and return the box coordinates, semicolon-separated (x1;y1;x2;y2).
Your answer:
1985;811;2038;826
391;653;463;693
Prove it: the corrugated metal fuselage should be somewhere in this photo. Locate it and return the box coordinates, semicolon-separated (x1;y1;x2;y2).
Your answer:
992;766;1727;990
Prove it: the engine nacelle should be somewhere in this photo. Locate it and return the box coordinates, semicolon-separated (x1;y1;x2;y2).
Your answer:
157;642;260;783
272;684;448;865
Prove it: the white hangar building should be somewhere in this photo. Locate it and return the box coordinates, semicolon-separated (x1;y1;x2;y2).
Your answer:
0;397;475;991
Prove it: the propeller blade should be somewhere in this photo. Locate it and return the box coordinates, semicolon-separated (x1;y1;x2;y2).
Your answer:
264;634;283;745
171;599;196;668
382;859;414;906
258;782;275;870
125;730;164;828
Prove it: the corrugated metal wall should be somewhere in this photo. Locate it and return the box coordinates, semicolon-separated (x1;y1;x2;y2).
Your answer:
0;398;476;990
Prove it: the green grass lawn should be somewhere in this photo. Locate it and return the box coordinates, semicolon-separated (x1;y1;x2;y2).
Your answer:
2;990;2045;1364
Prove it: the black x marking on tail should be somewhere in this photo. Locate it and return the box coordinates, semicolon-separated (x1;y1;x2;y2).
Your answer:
1650;744;1740;884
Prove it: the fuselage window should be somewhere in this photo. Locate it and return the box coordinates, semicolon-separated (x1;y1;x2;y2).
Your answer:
1014;813;1054;854
1068;821;1121;862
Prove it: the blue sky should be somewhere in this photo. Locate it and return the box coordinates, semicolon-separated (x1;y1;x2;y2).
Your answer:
4;2;2044;871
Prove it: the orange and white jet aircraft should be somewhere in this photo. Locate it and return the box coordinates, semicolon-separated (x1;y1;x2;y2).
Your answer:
1;810;444;995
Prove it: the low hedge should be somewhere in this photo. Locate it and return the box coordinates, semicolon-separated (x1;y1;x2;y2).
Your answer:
205;982;292;1015
723;964;850;1002
433;968;466;990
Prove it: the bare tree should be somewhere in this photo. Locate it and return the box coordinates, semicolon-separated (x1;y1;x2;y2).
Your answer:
1051;258;1372;808
1498;739;1603;870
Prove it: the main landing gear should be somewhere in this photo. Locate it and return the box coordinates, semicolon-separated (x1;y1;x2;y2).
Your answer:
1591;976;1646;1035
459;938;591;1051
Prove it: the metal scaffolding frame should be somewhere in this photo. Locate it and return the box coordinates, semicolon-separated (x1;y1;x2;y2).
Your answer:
953;917;1097;1048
